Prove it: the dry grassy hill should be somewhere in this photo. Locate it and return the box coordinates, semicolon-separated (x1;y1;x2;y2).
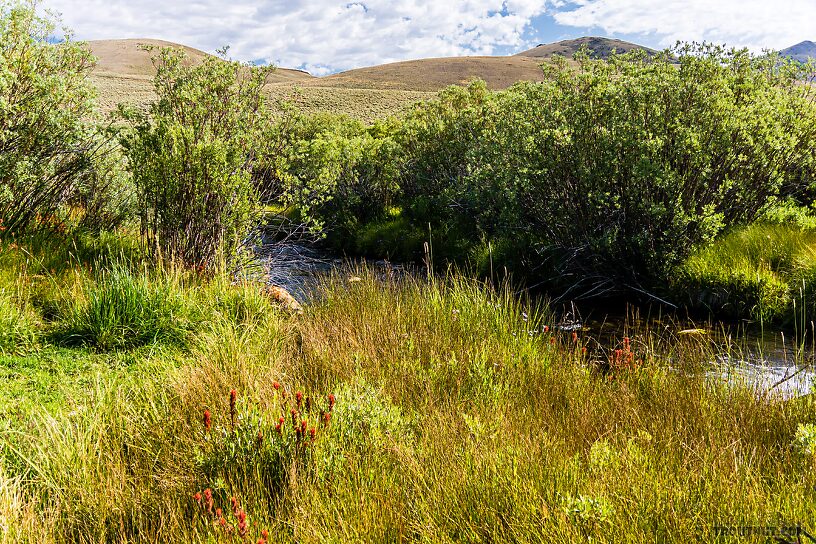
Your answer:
86;38;432;120
88;38;312;81
307;55;546;92
86;36;652;121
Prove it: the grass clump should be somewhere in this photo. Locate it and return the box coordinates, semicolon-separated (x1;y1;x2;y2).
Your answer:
674;223;816;323
0;291;37;355
53;264;196;351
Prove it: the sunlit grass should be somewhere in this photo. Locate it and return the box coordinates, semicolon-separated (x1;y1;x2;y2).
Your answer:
675;223;816;323
0;237;814;542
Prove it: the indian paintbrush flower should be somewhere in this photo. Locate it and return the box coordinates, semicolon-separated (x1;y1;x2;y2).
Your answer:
203;409;211;433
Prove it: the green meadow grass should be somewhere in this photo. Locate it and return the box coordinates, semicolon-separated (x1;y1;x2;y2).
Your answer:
0;235;814;542
675;223;816;324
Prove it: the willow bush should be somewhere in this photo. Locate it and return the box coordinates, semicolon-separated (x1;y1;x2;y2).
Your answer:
476;45;816;295
279;44;816;300
0;1;121;235
120;48;273;269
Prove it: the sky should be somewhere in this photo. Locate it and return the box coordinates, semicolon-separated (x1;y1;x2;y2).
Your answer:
40;0;816;75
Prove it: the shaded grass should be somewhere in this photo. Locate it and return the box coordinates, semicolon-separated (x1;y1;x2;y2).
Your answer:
0;239;815;542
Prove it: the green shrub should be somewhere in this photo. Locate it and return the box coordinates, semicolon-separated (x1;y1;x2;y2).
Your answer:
277;45;816;301
268;112;401;234
471;45;816;292
0;1;129;235
120;47;273;268
793;423;816;458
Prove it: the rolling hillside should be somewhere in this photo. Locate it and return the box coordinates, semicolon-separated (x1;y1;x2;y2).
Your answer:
86;36;652;120
306;55;546;92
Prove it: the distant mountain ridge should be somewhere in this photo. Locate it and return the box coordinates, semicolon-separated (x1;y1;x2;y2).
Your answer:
780;40;816;63
516;37;657;60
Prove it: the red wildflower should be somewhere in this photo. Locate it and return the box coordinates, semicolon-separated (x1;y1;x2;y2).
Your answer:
301;419;308;433
203;409;211;433
328;393;336;411
549;336;556;345
203;488;214;514
309;427;316;440
193;491;202;503
262;529;269;539
237;509;248;537
295;391;303;407
572;331;578;342
323;412;332;425
543;325;549;332
215;508;223;519
273;381;280;390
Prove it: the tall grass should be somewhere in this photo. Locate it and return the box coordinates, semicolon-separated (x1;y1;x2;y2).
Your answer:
52;264;197;350
1;261;814;542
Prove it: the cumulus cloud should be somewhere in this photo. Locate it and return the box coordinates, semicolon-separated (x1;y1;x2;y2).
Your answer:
41;0;548;75
553;0;815;52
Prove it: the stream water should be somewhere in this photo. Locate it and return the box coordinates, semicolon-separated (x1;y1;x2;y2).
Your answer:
248;237;815;400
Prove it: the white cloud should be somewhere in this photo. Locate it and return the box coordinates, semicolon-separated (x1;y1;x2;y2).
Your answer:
553;0;815;52
41;0;548;75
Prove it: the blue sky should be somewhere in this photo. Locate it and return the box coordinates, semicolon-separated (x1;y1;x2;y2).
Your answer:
41;0;815;75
